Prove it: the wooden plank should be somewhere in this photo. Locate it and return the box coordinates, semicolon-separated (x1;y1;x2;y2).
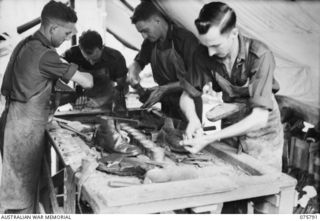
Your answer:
85;176;238;207
93;181;281;213
64;166;76;214
79;168;290;213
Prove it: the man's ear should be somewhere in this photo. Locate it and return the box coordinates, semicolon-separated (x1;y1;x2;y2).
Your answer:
230;27;238;39
49;24;58;34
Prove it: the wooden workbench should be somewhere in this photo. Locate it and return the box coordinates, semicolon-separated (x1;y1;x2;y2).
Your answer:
46;121;297;214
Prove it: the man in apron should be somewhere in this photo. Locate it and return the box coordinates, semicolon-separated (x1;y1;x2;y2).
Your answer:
0;1;93;213
180;2;283;172
62;30;128;113
127;1;202;123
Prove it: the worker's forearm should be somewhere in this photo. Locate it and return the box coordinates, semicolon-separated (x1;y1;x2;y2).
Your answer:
206;107;269;143
71;71;93;89
180;91;200;123
161;82;182;94
128;61;142;86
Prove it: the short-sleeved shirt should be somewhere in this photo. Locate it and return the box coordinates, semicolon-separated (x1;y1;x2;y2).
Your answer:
1;31;78;102
134;24;199;72
63;46;127;99
63;45;127;82
183;34;280;111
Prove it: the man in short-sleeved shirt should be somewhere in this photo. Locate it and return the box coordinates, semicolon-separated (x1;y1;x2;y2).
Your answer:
1;31;78;103
0;1;93;213
63;30;128;111
134;25;197;80
180;2;283;171
127;2;202;122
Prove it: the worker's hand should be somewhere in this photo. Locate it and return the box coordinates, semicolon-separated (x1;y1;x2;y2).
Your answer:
86;98;100;108
141;86;166;109
75;96;88;109
127;71;141;86
184;119;203;140
180;136;211;154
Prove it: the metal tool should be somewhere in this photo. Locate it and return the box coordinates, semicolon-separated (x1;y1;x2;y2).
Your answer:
57;122;92;142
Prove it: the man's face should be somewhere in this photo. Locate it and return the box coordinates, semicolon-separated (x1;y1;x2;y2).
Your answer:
198;26;237;59
80;47;102;65
135;17;162;42
50;21;77;48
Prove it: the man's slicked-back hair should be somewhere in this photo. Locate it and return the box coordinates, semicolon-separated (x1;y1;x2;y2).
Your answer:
79;30;103;53
195;2;236;35
131;1;163;24
41;1;77;24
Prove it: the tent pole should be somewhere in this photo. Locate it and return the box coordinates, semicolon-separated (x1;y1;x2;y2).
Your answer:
70;0;76;46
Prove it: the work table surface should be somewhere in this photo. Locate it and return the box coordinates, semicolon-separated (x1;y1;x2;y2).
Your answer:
46;121;297;214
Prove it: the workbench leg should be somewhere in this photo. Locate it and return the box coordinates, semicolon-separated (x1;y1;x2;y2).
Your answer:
64;166;76;214
247;201;254;214
190;203;223;214
254;185;296;214
277;186;296;214
40;157;63;214
39;141;63;214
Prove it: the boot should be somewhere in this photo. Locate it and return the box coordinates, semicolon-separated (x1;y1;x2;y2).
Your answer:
94;119;141;156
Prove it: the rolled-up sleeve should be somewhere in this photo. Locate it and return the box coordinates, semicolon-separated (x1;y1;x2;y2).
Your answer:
39;50;78;83
249;51;275;111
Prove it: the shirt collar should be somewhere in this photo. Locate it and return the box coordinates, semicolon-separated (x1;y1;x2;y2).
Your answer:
32;30;53;49
237;33;246;62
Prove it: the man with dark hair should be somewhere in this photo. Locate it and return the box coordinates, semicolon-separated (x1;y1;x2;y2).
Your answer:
180;2;283;171
0;1;93;213
62;30;128;112
127;1;202;123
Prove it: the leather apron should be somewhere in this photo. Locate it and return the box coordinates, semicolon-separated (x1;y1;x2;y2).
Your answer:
214;71;283;171
212;39;283;171
150;39;202;121
0;37;52;211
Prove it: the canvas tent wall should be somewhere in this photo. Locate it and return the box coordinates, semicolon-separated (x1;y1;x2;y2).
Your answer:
104;0;320;118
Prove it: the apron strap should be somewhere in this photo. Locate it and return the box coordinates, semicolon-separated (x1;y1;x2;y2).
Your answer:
244;39;252;78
